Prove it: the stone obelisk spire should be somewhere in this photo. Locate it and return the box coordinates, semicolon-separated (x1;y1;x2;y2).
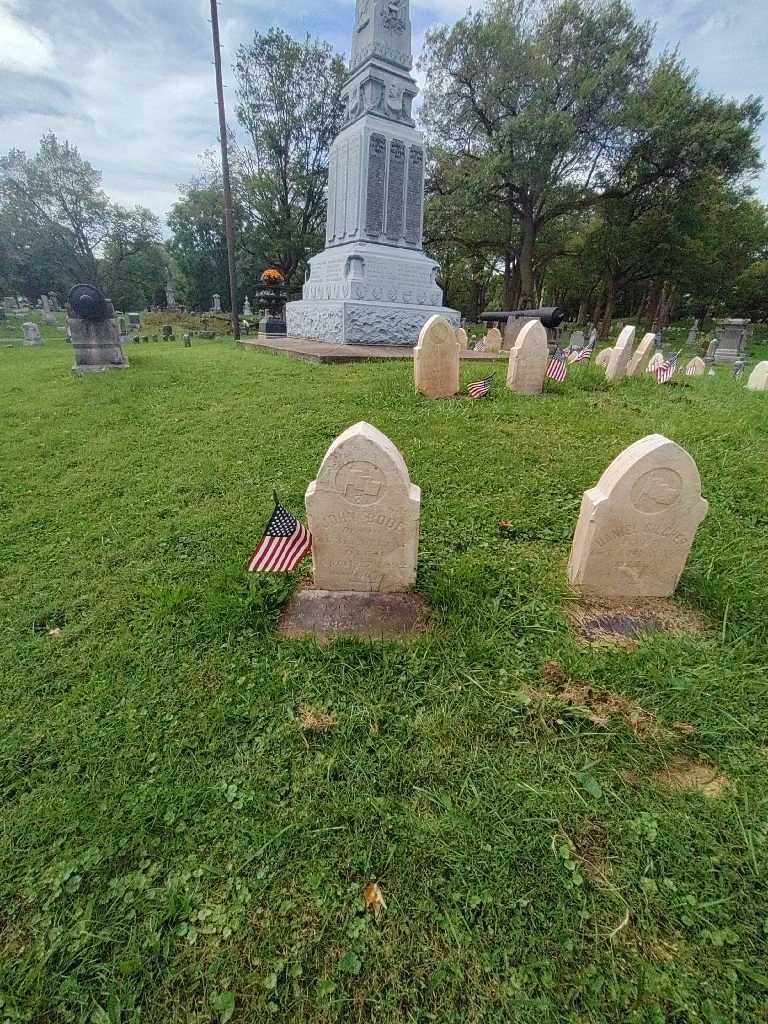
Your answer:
286;0;459;346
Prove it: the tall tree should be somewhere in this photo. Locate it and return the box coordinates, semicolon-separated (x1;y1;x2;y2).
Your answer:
0;133;112;285
233;29;346;286
420;0;763;306
168;178;231;311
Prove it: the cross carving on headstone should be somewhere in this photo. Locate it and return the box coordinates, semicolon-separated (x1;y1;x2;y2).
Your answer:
344;469;382;501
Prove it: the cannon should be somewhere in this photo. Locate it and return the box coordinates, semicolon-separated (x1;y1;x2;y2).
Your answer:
67;283;127;374
479;307;567;330
67;283;114;322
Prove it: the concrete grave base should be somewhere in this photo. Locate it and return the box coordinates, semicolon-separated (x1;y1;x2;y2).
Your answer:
279;588;430;641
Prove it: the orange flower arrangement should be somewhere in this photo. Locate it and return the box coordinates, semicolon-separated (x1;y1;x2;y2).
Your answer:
260;268;285;285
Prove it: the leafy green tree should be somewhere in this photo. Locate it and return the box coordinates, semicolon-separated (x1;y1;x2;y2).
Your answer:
168;178;231;311
420;0;763;307
233;28;346;287
102;205;165;310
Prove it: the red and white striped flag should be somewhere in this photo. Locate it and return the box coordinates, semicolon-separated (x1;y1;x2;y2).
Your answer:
653;350;681;384
467;372;494;398
246;499;312;572
546;348;568;382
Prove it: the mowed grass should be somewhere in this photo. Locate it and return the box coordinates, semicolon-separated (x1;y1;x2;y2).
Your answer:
1;333;768;1024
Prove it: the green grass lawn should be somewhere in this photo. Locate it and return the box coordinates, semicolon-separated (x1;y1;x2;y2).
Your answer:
2;333;768;1024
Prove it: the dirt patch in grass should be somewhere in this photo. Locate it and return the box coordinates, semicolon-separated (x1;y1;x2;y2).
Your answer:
535;661;693;742
299;705;337;735
573;821;612;883
567;599;710;647
651;759;731;798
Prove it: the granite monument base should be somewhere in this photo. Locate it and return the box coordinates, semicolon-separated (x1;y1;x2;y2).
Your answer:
69;316;129;375
287;298;459;346
258;316;287;337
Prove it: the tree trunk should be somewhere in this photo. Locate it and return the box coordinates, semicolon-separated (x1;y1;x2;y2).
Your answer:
652;280;668;332
575;300;586;325
518;212;536;308
503;250;513;309
645;280;661;331
599;277;615;340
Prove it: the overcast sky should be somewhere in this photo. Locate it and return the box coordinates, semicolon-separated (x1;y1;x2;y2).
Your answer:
1;0;766;225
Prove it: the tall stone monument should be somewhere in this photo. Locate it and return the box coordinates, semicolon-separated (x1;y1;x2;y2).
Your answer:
286;0;459;345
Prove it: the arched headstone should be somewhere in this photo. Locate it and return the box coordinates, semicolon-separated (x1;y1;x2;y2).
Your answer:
455;327;469;350
685;356;706;377
626;332;656;377
22;322;42;346
647;352;664;373
746;360;768;391
305;422;421;593
414;315;460;398
485;327;503;353
605;325;636;382
567;434;708;598
506;320;548;395
595;347;612;369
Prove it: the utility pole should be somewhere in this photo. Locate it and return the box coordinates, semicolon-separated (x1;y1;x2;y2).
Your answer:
209;0;240;340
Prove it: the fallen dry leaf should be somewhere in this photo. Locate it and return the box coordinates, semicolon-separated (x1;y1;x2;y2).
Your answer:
363;882;387;920
47;627;62;638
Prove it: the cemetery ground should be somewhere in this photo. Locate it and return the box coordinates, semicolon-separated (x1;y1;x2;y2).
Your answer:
2;330;768;1024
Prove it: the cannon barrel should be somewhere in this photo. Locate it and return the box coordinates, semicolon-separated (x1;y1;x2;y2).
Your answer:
480;307;566;330
67;283;113;322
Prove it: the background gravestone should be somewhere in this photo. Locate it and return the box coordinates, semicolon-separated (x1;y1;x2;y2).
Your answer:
22;322;43;346
67;284;129;375
605;325;636;382
414;315;460;398
568;434;708;598
305;421;421;593
626;332;656;377
484;326;503;353
506;320;549;394
686;356;706;377
595;347;612;368
746;360;768;391
455;327;469;350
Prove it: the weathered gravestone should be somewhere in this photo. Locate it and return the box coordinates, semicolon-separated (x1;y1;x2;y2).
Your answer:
506;319;548;395
605;325;636;383
183;333;192;348
484;326;503;353
455;327;469;350
67;284;129;374
41;294;56;325
414;315;460;398
305;421;421;593
713;319;750;364
746;360;768;392
685;356;706;377
162;325;173;339
647;352;664;373
703;337;718;368
243;295;252;318
567;434;708;599
626;332;657;377
595;347;613;369
22;322;42;346
212;293;221;313
569;330;585;351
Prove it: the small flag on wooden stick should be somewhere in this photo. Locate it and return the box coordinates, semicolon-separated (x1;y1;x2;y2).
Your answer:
246;495;312;572
467;372;494;398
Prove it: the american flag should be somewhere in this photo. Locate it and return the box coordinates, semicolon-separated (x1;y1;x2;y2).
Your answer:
473;338;487;353
546;347;568;382
568;334;596;364
653;350;680;384
246;499;312;572
734;362;745;380
467;372;494;398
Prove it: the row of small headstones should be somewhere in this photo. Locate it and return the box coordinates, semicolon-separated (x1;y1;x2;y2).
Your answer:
130;328;217;345
416;317;767;395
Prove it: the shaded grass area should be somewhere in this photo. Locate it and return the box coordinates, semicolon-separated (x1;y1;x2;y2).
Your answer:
2;335;768;1024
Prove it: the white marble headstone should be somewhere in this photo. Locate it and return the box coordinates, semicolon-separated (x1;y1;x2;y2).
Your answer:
414;315;460;398
506;320;548;395
305;422;421;593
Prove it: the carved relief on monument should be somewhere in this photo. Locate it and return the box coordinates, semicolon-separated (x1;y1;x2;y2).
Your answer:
345;136;362;236
382;0;406;32
365;134;387;236
335;138;348;239
404;145;424;245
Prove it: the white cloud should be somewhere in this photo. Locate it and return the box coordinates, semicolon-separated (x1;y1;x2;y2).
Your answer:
0;1;53;73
